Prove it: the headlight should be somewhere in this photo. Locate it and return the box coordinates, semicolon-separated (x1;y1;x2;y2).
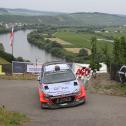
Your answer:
77;89;82;96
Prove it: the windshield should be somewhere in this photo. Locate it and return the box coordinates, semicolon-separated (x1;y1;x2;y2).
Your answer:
42;69;76;84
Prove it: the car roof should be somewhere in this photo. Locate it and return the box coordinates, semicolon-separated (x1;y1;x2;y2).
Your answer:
43;61;65;66
43;61;70;72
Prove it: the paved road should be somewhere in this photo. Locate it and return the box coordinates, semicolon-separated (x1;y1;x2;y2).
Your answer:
0;80;126;126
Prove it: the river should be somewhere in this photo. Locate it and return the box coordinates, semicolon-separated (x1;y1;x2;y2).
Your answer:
0;30;61;63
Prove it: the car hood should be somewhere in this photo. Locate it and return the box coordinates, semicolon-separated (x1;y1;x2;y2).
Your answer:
42;81;80;97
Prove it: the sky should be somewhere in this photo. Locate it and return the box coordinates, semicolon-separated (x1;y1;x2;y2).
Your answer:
0;0;126;15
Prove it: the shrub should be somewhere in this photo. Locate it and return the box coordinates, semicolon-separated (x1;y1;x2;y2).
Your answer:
0;50;14;62
50;48;64;58
0;43;5;52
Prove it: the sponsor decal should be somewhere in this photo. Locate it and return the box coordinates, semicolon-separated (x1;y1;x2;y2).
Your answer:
44;81;79;96
27;64;42;73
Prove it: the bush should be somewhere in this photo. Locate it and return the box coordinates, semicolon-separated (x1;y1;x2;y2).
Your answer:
50;48;64;58
44;41;63;53
0;43;5;52
78;48;88;57
0;50;14;62
64;52;75;62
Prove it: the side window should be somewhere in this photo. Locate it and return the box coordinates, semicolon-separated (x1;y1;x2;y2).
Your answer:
41;67;44;77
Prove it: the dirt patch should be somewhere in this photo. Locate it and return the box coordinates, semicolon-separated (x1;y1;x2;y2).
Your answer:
87;73;126;96
45;37;72;45
65;48;91;55
65;48;81;54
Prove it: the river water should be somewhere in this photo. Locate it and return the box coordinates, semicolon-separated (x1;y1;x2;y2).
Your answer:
0;30;61;63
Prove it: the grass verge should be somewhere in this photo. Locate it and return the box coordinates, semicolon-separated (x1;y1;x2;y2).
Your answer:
0;107;29;126
87;73;126;96
0;74;37;80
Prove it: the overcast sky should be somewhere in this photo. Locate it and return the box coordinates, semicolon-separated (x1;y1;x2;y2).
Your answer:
0;0;126;15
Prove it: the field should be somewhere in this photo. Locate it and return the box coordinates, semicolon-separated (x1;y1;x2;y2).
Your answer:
55;31;113;54
45;37;71;45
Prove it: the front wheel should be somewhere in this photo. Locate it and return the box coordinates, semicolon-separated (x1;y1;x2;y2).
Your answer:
83;97;86;104
40;102;44;109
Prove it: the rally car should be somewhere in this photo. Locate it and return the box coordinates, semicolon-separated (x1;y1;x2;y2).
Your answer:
118;65;126;84
38;61;86;109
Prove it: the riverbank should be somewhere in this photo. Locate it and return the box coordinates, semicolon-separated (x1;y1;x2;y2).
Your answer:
0;43;14;64
0;30;60;63
0;43;29;64
27;31;89;63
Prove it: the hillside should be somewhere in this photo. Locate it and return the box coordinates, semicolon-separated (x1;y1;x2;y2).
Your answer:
69;12;126;26
0;8;9;14
0;8;126;26
0;8;64;16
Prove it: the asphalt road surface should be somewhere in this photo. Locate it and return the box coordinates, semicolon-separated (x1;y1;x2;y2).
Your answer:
0;80;126;126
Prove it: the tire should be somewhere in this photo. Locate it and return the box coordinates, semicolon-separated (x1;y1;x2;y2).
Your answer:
83;97;86;104
120;74;126;84
40;102;44;109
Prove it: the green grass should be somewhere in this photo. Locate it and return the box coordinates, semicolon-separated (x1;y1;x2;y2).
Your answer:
0;57;10;64
96;31;126;39
0;107;29;126
105;26;126;33
97;26;126;39
90;83;126;96
55;31;113;53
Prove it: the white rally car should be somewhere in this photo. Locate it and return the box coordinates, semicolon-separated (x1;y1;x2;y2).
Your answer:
37;61;86;109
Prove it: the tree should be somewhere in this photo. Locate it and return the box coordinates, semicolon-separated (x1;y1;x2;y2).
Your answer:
90;37;101;70
78;48;88;57
102;43;111;71
120;36;126;64
113;38;121;64
113;36;126;65
76;48;89;62
16;57;24;62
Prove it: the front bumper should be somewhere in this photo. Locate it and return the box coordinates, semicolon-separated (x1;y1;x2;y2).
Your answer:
41;98;86;109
